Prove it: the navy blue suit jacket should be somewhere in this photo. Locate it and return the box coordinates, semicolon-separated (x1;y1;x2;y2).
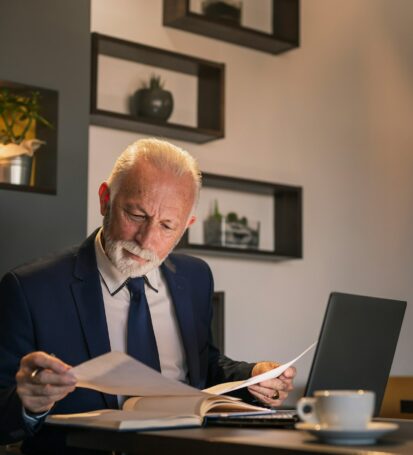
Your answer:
0;232;254;454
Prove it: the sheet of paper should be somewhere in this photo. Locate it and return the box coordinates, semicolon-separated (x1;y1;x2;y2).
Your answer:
203;342;317;395
72;351;203;397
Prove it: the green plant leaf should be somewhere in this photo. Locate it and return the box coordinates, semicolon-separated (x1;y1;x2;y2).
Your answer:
0;88;53;143
226;212;238;222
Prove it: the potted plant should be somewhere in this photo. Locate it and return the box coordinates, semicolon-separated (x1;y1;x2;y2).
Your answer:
0;88;53;185
132;74;174;122
203;200;224;246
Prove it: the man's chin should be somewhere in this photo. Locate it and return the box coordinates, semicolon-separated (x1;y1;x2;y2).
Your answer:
117;261;145;276
116;257;162;277
103;235;163;276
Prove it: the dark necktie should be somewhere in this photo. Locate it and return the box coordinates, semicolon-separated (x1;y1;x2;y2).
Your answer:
126;277;161;372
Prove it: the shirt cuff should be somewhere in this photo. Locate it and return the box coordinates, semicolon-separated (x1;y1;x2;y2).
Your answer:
22;406;50;428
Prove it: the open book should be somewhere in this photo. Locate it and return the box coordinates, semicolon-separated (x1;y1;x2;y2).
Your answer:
47;343;315;431
46;394;269;431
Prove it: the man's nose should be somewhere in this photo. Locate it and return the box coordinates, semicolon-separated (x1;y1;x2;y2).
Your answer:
135;222;157;249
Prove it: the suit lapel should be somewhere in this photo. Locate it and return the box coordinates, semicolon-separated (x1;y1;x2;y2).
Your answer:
71;231;118;409
161;260;201;388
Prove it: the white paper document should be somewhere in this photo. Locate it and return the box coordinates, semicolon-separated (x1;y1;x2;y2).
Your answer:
72;351;202;397
203;342;317;395
72;342;316;397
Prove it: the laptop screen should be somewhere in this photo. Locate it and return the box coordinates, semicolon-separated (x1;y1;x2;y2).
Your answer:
304;292;406;415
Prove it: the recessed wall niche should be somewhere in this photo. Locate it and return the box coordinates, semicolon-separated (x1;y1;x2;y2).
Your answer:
0;80;58;194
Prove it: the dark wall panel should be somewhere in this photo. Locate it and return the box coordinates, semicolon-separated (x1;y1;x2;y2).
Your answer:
0;0;90;276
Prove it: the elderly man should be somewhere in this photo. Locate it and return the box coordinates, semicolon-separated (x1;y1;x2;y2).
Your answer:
0;139;295;454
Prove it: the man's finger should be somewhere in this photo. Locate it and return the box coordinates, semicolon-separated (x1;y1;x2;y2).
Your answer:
255;377;285;390
248;388;287;406
21;352;72;375
248;382;284;397
280;366;296;379
22;383;76;398
30;369;76;386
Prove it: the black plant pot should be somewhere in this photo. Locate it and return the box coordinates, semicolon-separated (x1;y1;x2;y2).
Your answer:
133;88;173;121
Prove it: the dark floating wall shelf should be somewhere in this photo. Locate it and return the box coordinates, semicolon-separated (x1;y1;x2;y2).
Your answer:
163;0;299;55
0;182;55;195
177;172;302;261
90;33;225;143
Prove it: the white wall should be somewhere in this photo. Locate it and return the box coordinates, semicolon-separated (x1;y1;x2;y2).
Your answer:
88;0;413;402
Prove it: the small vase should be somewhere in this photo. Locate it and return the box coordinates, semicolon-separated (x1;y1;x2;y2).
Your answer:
133;87;173;121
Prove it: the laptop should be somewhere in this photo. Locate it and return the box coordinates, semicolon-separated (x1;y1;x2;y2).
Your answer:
208;292;406;427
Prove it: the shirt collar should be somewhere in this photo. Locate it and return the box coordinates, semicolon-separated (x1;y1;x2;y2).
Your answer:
94;228;159;295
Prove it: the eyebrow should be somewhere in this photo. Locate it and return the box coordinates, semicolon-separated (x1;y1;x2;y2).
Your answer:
124;203;146;214
124;204;178;226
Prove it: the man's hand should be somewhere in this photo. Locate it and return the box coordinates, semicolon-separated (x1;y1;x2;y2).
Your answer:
16;352;77;414
248;361;296;407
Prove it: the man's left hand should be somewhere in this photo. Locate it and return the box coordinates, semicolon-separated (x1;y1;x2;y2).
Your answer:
248;361;296;407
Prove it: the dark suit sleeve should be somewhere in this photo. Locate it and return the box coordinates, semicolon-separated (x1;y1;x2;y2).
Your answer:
0;272;42;444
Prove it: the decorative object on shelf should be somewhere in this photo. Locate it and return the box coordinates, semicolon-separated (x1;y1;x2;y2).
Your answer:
163;0;299;55
202;0;242;26
203;200;260;249
177;172;302;261
132;74;173;121
203;200;223;246
0;88;53;186
91;33;225;143
224;212;260;249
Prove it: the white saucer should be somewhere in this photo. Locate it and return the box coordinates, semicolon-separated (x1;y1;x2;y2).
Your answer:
295;422;399;445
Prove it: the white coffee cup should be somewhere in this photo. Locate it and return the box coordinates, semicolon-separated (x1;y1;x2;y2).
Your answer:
297;390;375;430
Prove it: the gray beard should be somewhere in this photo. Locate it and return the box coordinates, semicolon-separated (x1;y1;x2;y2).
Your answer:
102;211;161;277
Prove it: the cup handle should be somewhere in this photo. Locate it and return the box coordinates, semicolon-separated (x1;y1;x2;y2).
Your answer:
297;397;319;424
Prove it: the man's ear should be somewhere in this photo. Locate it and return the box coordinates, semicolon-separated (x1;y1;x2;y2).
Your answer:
186;215;196;228
99;183;110;216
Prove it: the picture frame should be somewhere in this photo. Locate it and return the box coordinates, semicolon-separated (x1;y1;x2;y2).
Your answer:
177;172;302;260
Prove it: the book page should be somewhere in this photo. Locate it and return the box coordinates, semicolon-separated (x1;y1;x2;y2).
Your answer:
199;396;271;416
47;409;202;430
124;395;269;417
124;395;206;416
203;342;317;395
72;351;203;397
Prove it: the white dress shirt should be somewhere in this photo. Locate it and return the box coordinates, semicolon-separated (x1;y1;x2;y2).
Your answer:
94;229;188;383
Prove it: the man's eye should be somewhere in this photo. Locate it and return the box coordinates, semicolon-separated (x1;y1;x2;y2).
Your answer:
162;224;173;230
127;212;145;221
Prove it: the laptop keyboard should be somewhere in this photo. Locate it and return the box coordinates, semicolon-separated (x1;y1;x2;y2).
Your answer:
206;410;298;428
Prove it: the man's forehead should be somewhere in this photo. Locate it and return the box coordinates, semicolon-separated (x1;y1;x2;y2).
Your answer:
122;161;173;184
118;162;195;198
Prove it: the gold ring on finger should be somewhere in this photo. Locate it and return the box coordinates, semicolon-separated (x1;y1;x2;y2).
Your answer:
272;390;280;400
30;369;41;379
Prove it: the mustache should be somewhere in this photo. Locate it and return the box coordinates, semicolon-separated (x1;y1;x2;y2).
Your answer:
119;240;159;262
103;212;159;263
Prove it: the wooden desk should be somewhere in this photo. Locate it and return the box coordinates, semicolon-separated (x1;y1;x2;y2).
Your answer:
67;419;413;455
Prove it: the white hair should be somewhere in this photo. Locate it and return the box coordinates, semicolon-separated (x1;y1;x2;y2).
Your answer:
106;138;201;207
